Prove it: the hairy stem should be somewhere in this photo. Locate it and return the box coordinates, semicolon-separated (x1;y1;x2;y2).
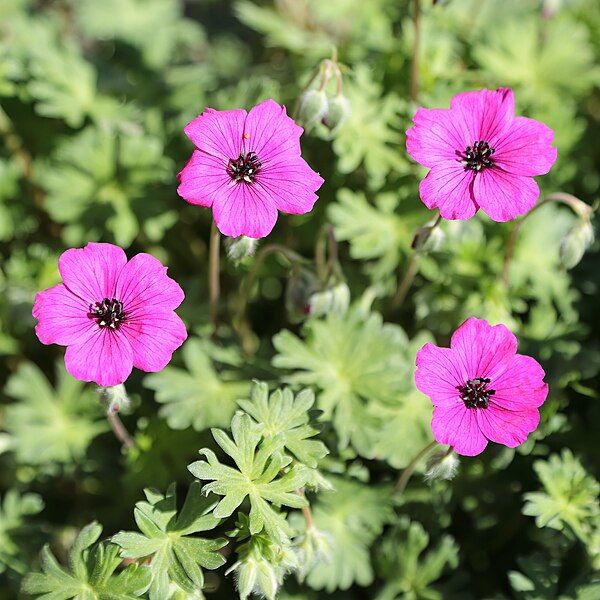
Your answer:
296;489;314;530
391;213;442;310
502;193;592;286
208;221;221;331
410;0;422;102
234;243;306;355
106;410;135;450
393;440;438;494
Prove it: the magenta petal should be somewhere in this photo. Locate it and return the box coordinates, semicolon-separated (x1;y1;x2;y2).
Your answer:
115;253;185;316
177;150;229;207
65;329;134;387
476;406;540;448
33;284;96;346
492;116;557;176
243;99;303;162
184;108;246;161
58;243;127;303
491;354;549;410
451;88;514;143
431;403;488;456
415;343;467;407
419;163;478;219
406;107;469;168
121;310;187;372
472;168;540;222
212;182;278;238
257;157;324;215
450;317;517;381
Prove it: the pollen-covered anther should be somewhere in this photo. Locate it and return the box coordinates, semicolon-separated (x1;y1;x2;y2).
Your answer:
89;298;125;330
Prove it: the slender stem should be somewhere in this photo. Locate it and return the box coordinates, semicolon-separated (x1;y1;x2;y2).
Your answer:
208;221;221;331
296;489;313;530
409;0;422;103
391;213;442;310
107;411;135;450
502;193;593;286
234;243;306;355
393;440;438;494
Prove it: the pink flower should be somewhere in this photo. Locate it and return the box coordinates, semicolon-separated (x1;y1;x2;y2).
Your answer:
33;243;187;387
406;88;557;221
415;317;548;456
177;99;324;238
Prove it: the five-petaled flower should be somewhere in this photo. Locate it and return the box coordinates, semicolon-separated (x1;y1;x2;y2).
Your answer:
33;242;187;387
415;317;548;456
177;99;324;239
406;88;557;221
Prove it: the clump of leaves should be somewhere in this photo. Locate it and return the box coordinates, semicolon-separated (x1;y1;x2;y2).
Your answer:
375;517;458;600
188;412;310;544
23;522;151;599
2;361;106;468
0;489;44;576
523;450;600;549
145;338;250;431
112;482;227;599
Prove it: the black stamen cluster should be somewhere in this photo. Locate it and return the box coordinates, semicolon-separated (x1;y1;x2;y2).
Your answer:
457;377;496;409
460;141;495;171
89;298;125;330
227;151;262;183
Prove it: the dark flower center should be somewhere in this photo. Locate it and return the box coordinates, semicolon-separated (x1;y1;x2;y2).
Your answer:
88;298;126;330
457;377;496;409
459;141;495;172
227;151;262;183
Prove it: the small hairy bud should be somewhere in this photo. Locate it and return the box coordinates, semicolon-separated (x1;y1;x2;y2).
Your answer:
308;282;350;318
559;219;594;269
294;526;333;582
425;450;459;482
226;235;259;263
322;94;351;130
412;220;445;252
298;89;328;128
97;384;130;414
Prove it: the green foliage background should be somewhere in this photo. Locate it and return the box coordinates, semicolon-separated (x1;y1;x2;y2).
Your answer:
1;0;599;598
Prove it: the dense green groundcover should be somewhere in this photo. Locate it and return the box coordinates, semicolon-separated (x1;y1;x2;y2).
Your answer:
1;0;599;598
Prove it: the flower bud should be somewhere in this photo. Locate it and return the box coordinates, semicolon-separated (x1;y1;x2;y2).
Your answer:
322;95;351;130
412;219;445;252
297;89;328;128
294;526;333;582
559;219;594;269
425;450;459;482
286;268;319;322
225;235;259;264
97;384;130;414
308;282;350;318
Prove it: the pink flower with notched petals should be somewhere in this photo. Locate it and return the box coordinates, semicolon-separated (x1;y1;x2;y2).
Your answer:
406;88;557;221
177;99;324;238
415;317;548;457
33;243;187;387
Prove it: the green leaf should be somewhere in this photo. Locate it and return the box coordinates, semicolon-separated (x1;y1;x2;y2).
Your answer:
23;522;151;599
272;307;433;465
113;482;227;598
523;450;600;545
301;477;394;591
238;382;328;469
375;518;458;600
145;338;251;431
3;360;106;466
0;489;44;575
188;413;310;543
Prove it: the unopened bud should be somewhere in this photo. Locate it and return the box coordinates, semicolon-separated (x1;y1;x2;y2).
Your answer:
559;219;594;269
298;89;328;128
308;282;350;318
97;384;130;414
294;526;333;582
226;235;258;263
425;450;459;482
286;269;319;322
412;220;444;252
322;95;350;130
